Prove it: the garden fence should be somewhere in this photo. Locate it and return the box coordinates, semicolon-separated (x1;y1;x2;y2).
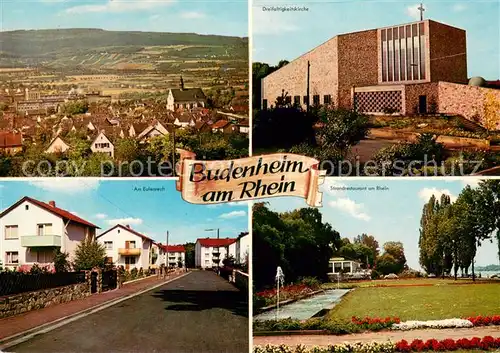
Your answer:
0;272;86;297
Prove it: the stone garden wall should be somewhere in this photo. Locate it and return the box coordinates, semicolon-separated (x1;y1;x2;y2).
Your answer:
0;271;92;319
0;282;91;319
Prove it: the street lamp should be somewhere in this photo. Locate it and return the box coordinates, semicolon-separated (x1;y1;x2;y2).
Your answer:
205;228;221;272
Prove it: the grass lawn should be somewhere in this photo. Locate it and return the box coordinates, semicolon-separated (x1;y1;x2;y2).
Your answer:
327;283;500;321
322;278;472;289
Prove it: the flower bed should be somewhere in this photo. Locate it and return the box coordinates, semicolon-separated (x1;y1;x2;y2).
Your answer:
256;284;317;307
254;315;500;334
254;317;396;334
466;315;500;327
392;318;473;331
253;336;500;353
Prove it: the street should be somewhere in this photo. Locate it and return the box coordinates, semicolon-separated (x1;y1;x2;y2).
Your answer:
7;271;249;353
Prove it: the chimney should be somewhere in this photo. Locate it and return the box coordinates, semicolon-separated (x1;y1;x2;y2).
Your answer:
49;201;56;207
126;225;130;229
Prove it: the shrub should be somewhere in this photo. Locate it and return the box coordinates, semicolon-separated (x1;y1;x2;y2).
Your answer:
130;267;138;279
53;249;71;273
371;269;381;280
298;277;321;290
73;238;106;271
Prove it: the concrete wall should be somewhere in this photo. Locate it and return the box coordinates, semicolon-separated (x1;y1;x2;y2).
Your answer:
262;36;339;108
428;20;467;84
64;223;89;263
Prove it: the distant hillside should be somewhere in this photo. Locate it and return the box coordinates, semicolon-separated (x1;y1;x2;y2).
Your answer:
476;264;500;271
0;28;248;71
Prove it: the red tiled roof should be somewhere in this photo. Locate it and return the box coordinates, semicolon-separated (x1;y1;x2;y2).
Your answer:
211;120;229;129
97;224;153;242
0;197;99;229
162;245;185;252
197;238;237;247
0;132;22;148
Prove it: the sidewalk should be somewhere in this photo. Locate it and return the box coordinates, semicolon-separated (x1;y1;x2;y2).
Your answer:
253;326;500;347
0;271;187;341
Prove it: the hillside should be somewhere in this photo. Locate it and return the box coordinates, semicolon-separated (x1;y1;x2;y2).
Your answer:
0;29;248;72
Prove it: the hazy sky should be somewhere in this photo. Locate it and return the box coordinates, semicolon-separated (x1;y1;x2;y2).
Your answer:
0;0;248;37
266;178;500;270
0;180;249;245
253;0;500;79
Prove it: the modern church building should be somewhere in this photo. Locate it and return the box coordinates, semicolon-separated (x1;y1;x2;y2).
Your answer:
261;19;500;128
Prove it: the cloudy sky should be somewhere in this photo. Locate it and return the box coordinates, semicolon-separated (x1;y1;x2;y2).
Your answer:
253;0;499;79
266;178;499;270
0;180;249;245
1;0;248;37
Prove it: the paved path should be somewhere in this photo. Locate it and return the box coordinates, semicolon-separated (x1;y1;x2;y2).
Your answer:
7;271;248;353
254;326;500;347
0;273;183;340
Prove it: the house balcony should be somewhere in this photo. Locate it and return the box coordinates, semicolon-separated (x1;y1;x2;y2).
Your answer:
118;248;141;256
21;235;61;247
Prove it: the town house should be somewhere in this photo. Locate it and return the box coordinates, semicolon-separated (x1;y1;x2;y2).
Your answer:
97;224;153;270
195;237;237;269
90;131;115;158
0;197;99;269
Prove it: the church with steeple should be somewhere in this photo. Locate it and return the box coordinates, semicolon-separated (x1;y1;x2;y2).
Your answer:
166;76;207;112
261;7;500;128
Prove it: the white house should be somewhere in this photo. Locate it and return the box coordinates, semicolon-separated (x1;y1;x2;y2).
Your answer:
195;238;236;269
90;131;114;158
163;245;186;268
137;122;170;143
235;232;249;266
45;136;70;154
328;257;362;275
96;224;153;270
0;197;99;269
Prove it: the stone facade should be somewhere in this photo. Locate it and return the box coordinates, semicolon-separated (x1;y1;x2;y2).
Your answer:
261;19;468;112
437;82;500;129
428;21;467;84
0;282;91;319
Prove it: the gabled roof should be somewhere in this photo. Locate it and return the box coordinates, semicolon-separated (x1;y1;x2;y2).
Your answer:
97;224;153;242
212;120;230;129
170;88;206;102
197;238;237;247
0;196;99;229
0;132;22;148
162;245;186;253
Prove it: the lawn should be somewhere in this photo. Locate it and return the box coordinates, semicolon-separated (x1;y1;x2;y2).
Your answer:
327;283;500;321
322;278;471;289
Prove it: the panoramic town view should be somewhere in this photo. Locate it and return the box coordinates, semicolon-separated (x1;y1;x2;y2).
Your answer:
253;178;500;352
253;1;500;176
0;0;249;177
0;180;249;352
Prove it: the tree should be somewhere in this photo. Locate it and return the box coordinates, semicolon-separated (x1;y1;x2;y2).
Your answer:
253;203;341;290
316;108;369;155
53;249;71;272
184;242;195;268
60;100;88;115
379;242;407;274
73;238;107;271
354;233;379;259
375;253;400;275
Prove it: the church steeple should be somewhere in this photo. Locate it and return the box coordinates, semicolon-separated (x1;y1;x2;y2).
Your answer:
179;75;185;91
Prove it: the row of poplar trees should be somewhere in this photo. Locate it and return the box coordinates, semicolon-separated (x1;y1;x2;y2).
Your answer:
419;180;500;280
